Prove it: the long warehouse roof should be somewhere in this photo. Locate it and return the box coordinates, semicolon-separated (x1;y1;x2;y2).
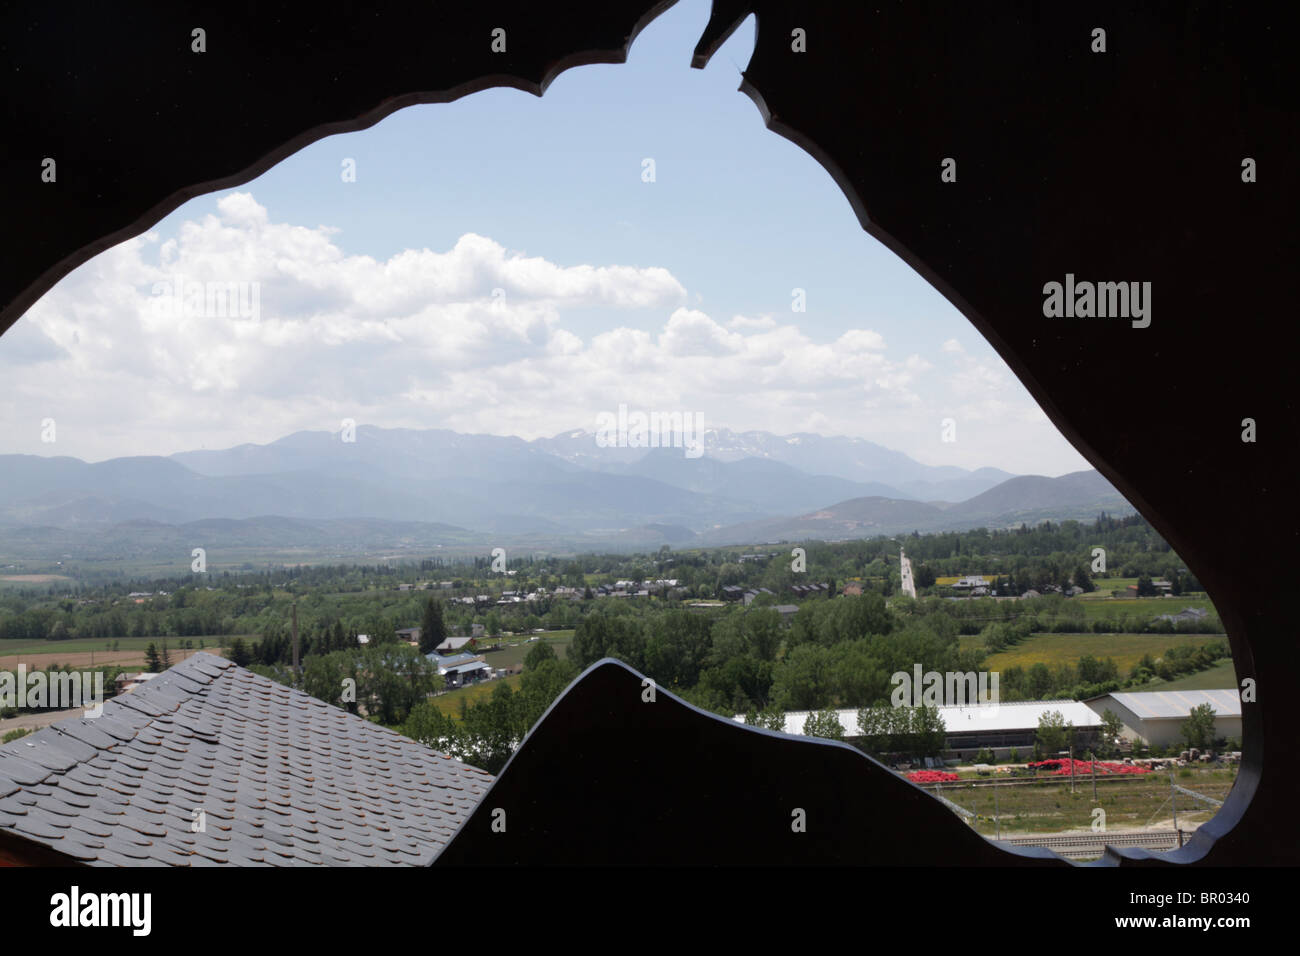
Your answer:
734;700;1102;737
1088;689;1241;720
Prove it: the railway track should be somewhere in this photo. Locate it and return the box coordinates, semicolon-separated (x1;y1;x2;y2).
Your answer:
934;774;1229;791
999;829;1181;858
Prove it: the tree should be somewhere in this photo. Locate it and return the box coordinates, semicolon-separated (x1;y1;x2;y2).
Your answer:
1073;563;1094;592
644;610;713;688
1131;652;1157;682
1135;575;1157;597
744;706;786;732
228;637;253;668
803;707;845;741
914;564;937;589
770;643;834;711
1035;709;1074;759
419;598;447;655
909;705;948;760
523;640;557;671
857;704;945;760
517;657;579;729
570;613;645;671
1181;702;1217;751
459;681;523;773
144;643;162;673
1027;662;1054;698
403;702;463;757
356;644;438;725
1099;709;1126;757
856;704;896;757
302;649;360;713
160;639;171;670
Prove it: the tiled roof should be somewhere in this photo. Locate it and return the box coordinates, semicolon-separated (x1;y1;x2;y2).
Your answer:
0;653;491;866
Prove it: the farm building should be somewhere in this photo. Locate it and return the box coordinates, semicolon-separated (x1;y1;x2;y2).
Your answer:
112;672;158;695
1084;689;1241;748
426;651;491;688
436;636;477;653
734;699;1101;761
934;700;1101;759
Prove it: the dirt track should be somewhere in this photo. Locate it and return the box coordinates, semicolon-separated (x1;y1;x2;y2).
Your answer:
0;648;219;740
0;707;85;737
0;648;209;671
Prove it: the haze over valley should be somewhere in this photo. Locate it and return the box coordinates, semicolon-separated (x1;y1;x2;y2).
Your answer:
0;425;1133;563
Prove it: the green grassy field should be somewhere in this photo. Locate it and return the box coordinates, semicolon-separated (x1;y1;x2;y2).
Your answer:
981;632;1218;673
481;630;573;670
427;630;576;718
1077;577;1139;598
1074;594;1215;620
925;765;1238;836
0;636;230;657
1147;659;1237;691
429;674;524;717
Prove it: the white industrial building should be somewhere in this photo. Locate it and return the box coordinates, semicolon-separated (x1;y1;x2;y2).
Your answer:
734;699;1102;760
1084;690;1241;749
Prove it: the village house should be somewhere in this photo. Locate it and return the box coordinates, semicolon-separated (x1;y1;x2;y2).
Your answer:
113;672;158;695
426;651;491;688
1154;607;1209;625
436;635;478;654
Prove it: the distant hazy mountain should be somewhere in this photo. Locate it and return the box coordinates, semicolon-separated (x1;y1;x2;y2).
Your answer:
0;426;1131;558
606;448;912;512
700;470;1133;545
700;497;947;547
940;470;1132;525
0;516;481;564
534;426;1016;500
172;425;582;483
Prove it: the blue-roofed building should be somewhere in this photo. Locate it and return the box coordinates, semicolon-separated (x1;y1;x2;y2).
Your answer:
426;651;491;688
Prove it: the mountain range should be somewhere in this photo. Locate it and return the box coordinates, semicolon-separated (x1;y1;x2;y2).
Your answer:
0;425;1133;557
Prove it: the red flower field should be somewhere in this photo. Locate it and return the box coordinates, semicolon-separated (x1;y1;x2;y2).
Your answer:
1027;758;1153;776
907;770;961;783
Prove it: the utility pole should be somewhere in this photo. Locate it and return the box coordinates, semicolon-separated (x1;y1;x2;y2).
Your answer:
994;781;1001;840
292;601;300;686
1170;768;1178;833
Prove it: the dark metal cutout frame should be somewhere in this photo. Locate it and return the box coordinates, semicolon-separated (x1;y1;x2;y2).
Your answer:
1;1;1291;865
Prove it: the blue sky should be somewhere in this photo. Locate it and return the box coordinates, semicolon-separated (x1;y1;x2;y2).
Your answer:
0;0;1092;477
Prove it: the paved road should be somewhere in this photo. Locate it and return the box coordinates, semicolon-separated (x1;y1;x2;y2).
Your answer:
899;549;917;599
